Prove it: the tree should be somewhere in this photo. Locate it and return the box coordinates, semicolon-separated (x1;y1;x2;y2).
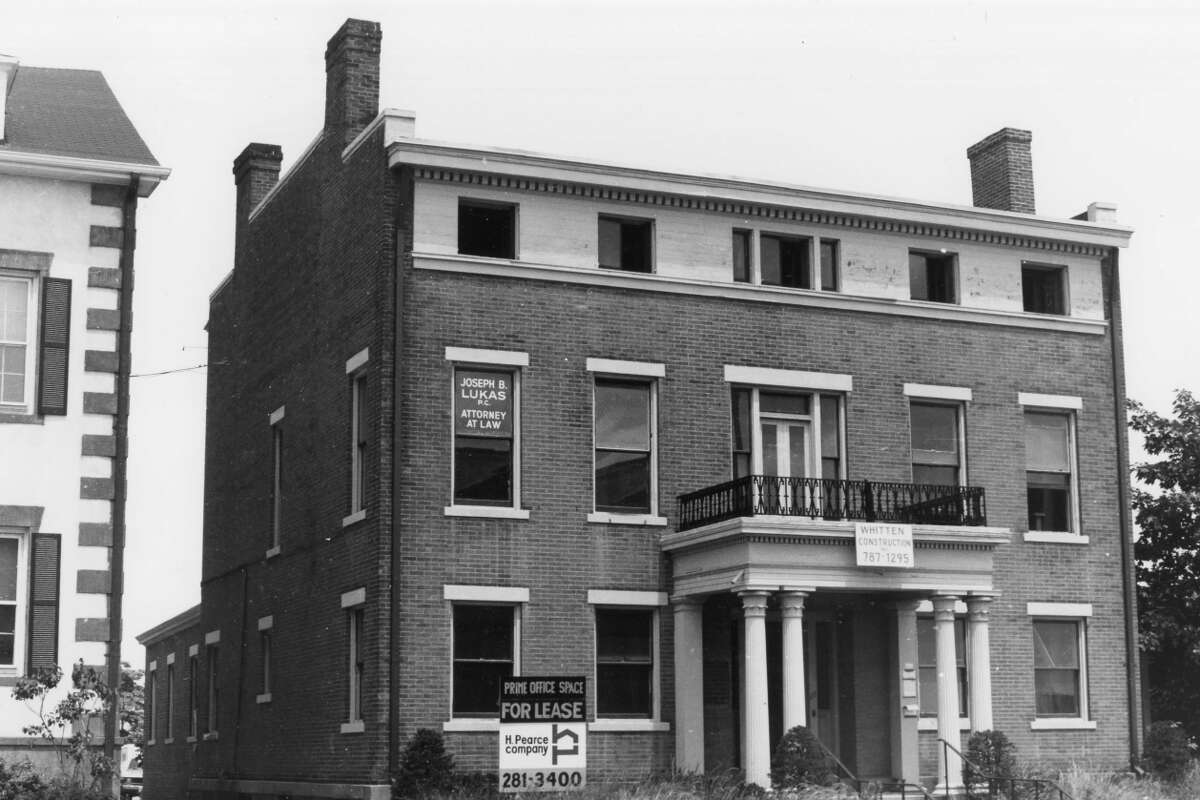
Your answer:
1129;389;1200;743
118;663;145;749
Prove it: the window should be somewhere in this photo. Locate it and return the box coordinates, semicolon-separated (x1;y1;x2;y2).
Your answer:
453;368;516;506
909;250;957;303
188;652;199;739
598;215;652;273
594;379;654;514
1023;263;1067;315
0;532;22;668
165;661;175;740
1025;411;1074;532
732;229;751;283
458;199;516;259
760;233;811;289
1033;620;1084;716
350;372;367;515
596;608;653;718
729;387;844;481
0;275;34;411
261;630;271;695
819;239;839;292
269;406;284;552
452;604;515;717
206;645;219;735
348;608;364;723
910;402;963;485
146;665;157;743
916;616;968;717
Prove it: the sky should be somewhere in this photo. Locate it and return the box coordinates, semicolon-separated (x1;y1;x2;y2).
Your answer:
3;0;1198;661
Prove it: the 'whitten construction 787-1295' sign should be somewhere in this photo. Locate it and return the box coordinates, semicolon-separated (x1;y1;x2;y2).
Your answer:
498;677;587;793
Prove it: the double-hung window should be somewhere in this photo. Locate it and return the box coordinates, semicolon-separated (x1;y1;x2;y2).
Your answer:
733;231;840;291
1028;603;1093;728
164;657;175;742
0;262;69;419
268;406;284;554
909;250;957;303
588;590;666;725
146;663;157;744
446;348;527;517
204;635;219;738
916;615;968;720
1022;263;1067;315
598;215;653;273
0;531;25;671
257;616;273;704
445;585;527;720
1023;407;1077;533
0;275;35;412
346;348;369;525
909;402;964;486
340;588;366;733
588;360;664;522
187;648;199;740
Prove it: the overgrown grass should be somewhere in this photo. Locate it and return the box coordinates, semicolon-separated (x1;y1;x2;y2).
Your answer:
1055;762;1200;800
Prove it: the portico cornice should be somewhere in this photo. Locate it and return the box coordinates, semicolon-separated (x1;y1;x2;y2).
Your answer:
660;516;1011;553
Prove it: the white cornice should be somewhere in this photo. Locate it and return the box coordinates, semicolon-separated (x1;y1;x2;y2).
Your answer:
388;139;1132;250
660;516;1012;552
0;149;169;196
413;253;1109;336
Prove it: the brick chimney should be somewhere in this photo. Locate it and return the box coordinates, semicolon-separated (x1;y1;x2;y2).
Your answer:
232;142;283;245
325;19;382;146
966;127;1035;214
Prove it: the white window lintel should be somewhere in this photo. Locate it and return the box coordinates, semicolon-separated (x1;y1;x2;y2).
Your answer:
1018;392;1082;410
341;587;366;608
204;630;220;645
1026;602;1093;617
268;405;285;426
586;358;665;378
148;659;157;672
188;643;199;657
345;347;370;374
444;584;530;603
904;383;972;402
587;590;668;607
166;653;176;665
257;615;274;631
445;346;529;367
724;365;852;392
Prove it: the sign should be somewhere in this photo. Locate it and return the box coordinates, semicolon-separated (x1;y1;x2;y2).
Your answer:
855;522;914;568
499;677;586;793
455;370;512;437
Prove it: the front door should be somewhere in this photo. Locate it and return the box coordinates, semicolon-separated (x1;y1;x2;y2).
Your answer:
806;618;840;758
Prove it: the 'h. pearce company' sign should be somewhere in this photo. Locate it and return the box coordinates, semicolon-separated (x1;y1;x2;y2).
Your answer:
499;677;587;793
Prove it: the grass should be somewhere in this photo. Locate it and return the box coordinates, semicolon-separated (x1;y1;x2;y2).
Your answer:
1056;762;1200;800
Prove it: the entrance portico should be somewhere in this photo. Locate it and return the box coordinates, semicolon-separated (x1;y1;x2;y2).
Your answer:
663;515;1009;791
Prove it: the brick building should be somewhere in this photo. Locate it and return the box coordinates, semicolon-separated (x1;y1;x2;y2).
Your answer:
140;19;1138;799
0;54;167;766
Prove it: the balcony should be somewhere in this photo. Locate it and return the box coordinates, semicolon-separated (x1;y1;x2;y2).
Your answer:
676;475;987;532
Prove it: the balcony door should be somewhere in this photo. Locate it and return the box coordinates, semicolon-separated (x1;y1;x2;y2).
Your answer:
758;393;816;513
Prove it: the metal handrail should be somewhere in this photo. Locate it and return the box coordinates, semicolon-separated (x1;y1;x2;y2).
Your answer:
939;738;1075;800
677;475;987;531
812;741;935;800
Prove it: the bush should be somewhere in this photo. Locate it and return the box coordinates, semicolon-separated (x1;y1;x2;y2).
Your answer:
1144;721;1192;782
394;729;455;798
963;729;1018;793
770;725;837;790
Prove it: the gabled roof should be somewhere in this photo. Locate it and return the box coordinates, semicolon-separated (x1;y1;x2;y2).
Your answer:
2;66;159;166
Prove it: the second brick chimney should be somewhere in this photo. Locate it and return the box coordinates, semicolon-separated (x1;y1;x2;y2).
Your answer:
233;142;283;246
966;127;1035;214
325;19;382;146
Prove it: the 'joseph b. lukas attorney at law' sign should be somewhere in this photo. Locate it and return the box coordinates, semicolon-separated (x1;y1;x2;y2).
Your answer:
455;370;512;436
855;522;915;568
499;677;587;793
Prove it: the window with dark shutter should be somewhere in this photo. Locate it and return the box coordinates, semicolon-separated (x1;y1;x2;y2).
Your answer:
27;533;60;671
38;278;71;416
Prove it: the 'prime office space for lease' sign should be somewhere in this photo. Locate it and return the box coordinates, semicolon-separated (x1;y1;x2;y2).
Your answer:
499;677;587;793
855;522;915;568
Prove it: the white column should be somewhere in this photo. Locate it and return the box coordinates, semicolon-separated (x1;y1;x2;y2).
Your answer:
780;591;808;732
740;591;771;789
966;596;994;732
932;595;963;796
673;597;706;774
890;599;921;785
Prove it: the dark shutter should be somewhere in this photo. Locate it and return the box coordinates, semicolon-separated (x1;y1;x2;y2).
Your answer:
37;278;72;416
27;533;61;671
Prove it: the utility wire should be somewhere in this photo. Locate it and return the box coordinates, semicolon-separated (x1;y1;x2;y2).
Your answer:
130;363;209;378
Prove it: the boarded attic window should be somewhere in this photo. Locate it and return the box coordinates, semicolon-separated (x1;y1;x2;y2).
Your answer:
458;199;517;259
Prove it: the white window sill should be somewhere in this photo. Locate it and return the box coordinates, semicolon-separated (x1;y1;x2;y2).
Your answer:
589;719;670;733
342;509;367;527
265;545;281;559
1030;718;1096;731
186;736;197;743
1024;531;1089;545
443;718;500;732
341;720;365;734
444;505;530;520
202;731;219;741
256;693;272;705
587;512;668;527
146;739;156;747
918;717;971;731
163;738;174;745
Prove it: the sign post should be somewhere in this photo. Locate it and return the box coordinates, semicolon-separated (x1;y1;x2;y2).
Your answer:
498;677;587;793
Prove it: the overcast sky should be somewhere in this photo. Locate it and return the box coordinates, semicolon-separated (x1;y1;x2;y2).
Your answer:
5;0;1197;661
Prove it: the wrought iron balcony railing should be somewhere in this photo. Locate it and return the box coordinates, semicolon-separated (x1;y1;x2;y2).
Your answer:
676;475;987;532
